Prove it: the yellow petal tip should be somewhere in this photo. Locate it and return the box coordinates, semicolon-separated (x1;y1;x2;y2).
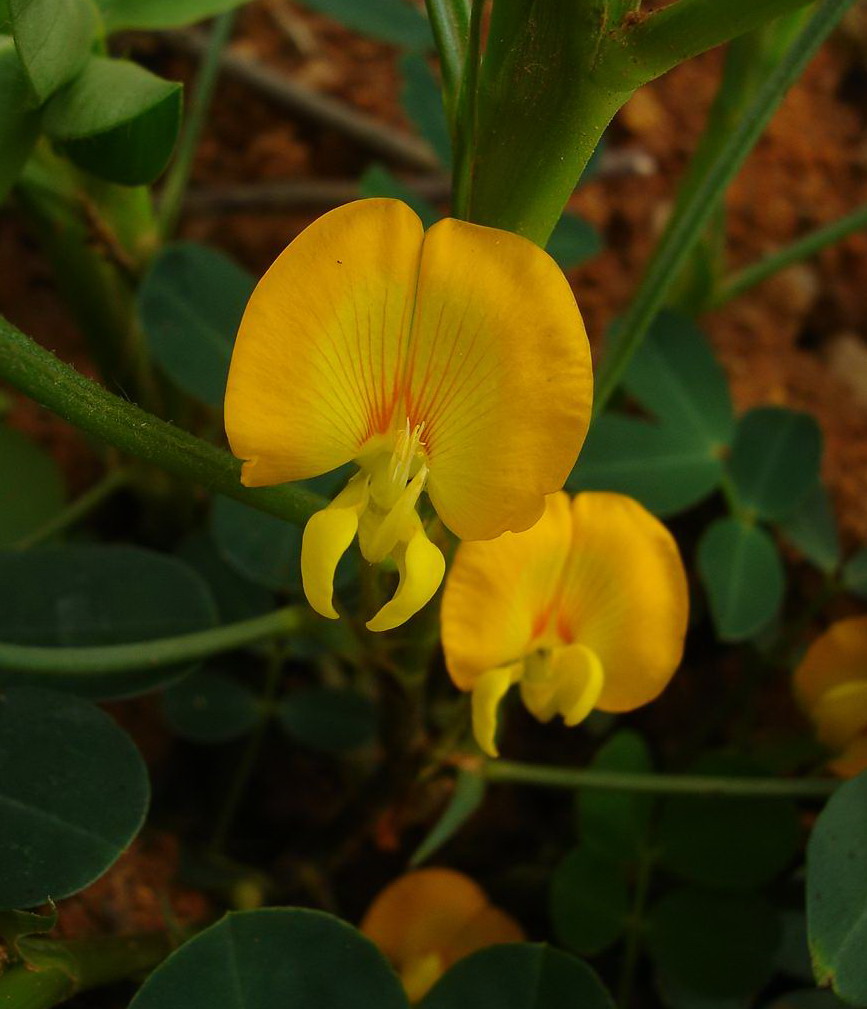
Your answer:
471;664;520;759
365;525;445;633
300;493;364;623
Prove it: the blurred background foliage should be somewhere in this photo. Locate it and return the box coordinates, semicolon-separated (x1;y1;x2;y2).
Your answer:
1;0;867;1007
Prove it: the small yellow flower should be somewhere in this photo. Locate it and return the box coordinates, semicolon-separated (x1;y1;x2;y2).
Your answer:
225;199;592;631
441;491;689;756
794;615;867;778
360;868;524;1002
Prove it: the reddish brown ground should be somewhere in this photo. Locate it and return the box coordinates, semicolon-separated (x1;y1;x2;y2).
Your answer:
52;833;210;940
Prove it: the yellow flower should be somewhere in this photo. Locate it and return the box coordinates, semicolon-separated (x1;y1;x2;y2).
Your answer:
225;199;592;632
794;615;867;778
360;868;524;1002
441;491;689;756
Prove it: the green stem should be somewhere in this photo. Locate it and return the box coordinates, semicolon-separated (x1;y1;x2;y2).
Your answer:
0;607;305;676
481;760;837;798
451;0;484;220
424;0;470;127
593;0;856;415
0;315;325;526
464;0;624;242
715;203;867;307
599;0;816;90
13;467;130;550
617;849;654;1009
158;11;236;239
16;146;160;403
210;645;286;853
0;965;71;1008
0;932;173;1009
666;10;811;313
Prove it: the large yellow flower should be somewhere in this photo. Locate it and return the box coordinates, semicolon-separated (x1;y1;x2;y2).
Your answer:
794;615;867;778
360;868;523;1002
225;199;592;631
441;491;689;756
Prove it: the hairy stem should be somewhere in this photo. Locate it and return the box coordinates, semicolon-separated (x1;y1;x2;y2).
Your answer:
0;315;325;525
0;607;306;676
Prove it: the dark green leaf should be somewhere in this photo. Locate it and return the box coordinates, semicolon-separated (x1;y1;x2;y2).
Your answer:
296;0;431;49
549;845;630;955
0;546;218;699
358;164;440;229
546;213;602;271
212;468;352;593
780;482;841;574
400;53;450;167
97;0;245;30
277;686;376;753
410;769;485;866
0;686;149;909
842;548;867;600
624;311;734;447
656;974;747;1009
139;243;253;407
0;425;65;548
577;729;654;862
283;613;359;663
129;908;407;1009
43;56;181;185
0;39;41;200
11;0;98;102
697;518;785;640
807;770;867;1002
648;888;780;998
177;531;274;624
211;495;307;593
421;944;615;1009
657;754;799;890
568;414;722;517
767;990;849;1009
162;670;260;743
728;407;822;521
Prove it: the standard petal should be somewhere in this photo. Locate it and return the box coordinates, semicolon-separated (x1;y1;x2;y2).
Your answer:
447;905;525;965
440;493;573;690
471;663;522;758
361;868;487;962
794;615;867;713
301;474;369;619
558;493;689;712
407;218;593;540
360;868;520;1001
225;199;424;486
365;520;445;633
